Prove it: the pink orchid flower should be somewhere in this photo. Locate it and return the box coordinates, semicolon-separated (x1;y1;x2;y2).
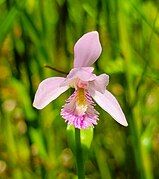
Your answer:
33;31;128;129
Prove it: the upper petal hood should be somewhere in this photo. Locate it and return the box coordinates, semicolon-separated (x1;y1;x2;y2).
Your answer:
60;67;96;87
74;31;102;68
89;89;128;126
67;67;96;81
33;77;69;109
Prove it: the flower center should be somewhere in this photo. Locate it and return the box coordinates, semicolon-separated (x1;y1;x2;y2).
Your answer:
76;88;88;115
61;87;99;129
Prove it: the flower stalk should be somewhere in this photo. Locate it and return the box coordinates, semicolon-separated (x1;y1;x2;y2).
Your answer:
75;128;85;179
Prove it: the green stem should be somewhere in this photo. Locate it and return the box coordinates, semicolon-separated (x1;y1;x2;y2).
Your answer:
75;128;85;179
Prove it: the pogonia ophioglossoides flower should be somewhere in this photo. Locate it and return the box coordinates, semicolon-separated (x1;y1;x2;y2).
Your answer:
33;31;128;129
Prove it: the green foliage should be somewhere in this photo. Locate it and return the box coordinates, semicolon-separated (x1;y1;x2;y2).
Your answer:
0;0;159;178
67;125;93;156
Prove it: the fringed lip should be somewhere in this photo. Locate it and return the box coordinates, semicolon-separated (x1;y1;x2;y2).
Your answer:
61;89;99;129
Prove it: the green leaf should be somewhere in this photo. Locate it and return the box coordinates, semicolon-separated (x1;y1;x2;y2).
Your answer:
80;127;94;149
10;78;36;121
30;128;47;158
0;6;18;43
66;125;93;154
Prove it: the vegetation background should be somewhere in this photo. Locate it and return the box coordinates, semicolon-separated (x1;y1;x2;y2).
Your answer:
0;0;159;178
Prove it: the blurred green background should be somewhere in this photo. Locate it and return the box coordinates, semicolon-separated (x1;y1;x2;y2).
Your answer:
0;0;159;178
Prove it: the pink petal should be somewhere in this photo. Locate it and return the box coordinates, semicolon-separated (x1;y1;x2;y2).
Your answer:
74;31;102;68
61;67;96;87
89;74;109;94
33;77;69;109
67;67;94;80
72;67;96;81
90;90;128;126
